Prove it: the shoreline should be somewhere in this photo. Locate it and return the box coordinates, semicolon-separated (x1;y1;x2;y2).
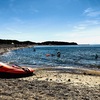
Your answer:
0;44;34;54
0;45;100;99
22;68;100;87
0;44;100;76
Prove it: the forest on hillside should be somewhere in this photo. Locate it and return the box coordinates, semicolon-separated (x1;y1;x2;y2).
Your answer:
0;39;78;45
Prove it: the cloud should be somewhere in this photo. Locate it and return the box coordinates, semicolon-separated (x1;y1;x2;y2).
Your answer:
29;8;39;15
73;25;86;31
83;8;100;17
12;17;24;24
6;27;22;34
53;24;100;44
73;17;99;31
85;19;100;25
84;8;93;13
29;5;39;14
73;26;100;44
73;19;100;31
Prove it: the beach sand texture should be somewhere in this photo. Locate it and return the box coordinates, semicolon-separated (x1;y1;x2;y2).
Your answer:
0;68;100;100
23;68;100;87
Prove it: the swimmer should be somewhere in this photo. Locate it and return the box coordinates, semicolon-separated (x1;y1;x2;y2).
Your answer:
95;54;98;60
57;51;61;58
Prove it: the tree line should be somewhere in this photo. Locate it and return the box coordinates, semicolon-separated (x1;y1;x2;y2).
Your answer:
0;39;78;45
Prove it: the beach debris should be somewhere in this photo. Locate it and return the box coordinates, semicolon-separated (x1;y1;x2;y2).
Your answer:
46;78;49;81
50;79;52;81
68;79;71;82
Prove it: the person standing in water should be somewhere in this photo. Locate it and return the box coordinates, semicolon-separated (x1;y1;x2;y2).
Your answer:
95;54;98;60
57;51;61;58
33;47;36;52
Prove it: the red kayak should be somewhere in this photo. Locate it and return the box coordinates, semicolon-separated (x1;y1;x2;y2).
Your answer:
0;62;35;78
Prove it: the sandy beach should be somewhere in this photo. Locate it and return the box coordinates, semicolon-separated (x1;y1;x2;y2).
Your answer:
0;46;100;100
0;68;100;100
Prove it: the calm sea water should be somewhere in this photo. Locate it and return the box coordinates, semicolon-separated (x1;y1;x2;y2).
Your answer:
0;45;100;70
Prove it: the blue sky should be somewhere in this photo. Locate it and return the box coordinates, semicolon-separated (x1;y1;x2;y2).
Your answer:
0;0;100;44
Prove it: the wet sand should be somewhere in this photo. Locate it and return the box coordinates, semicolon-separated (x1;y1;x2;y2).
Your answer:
0;46;100;100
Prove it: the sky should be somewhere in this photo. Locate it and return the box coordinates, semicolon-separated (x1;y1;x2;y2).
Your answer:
0;0;100;44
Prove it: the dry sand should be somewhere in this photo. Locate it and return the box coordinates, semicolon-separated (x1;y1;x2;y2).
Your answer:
23;68;100;87
0;68;100;100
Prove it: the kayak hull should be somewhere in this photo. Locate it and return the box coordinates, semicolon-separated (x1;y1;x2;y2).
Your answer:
0;72;34;78
0;62;35;78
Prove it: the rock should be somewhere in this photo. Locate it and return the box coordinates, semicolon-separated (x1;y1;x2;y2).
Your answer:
68;79;71;82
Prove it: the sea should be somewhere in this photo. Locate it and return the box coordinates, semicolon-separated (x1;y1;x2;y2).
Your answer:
0;45;100;70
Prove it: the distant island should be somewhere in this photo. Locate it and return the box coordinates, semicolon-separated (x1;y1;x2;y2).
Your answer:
0;39;78;46
38;41;78;45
